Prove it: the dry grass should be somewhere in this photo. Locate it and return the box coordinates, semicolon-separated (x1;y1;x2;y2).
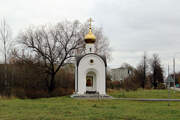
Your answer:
0;89;180;120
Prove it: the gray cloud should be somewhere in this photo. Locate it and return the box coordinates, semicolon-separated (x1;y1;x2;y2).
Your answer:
0;0;180;73
90;0;180;72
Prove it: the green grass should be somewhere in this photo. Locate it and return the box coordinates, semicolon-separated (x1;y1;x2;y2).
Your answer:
109;89;180;99
0;89;180;120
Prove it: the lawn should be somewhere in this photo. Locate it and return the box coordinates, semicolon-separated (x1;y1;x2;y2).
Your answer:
0;89;180;120
109;89;180;99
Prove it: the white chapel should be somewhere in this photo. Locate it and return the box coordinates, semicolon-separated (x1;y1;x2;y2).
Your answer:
72;19;109;97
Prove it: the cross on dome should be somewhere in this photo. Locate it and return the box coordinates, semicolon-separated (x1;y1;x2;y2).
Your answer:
84;18;96;43
88;18;93;31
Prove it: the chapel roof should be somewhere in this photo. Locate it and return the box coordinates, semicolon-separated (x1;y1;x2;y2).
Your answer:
76;53;107;67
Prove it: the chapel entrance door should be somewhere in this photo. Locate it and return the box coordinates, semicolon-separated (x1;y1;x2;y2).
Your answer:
86;71;96;93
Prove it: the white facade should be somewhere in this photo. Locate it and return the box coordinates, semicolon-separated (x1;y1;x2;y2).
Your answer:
72;19;107;97
85;44;95;53
111;67;132;81
75;54;106;95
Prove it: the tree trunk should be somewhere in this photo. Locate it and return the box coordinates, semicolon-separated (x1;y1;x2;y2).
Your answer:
153;69;157;89
49;73;55;92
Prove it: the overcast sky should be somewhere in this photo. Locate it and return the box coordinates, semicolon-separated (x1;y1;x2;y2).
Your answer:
0;0;180;75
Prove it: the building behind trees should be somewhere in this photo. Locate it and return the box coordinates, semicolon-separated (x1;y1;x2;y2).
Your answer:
111;67;133;81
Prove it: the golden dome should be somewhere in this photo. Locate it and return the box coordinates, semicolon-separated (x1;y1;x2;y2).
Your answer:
85;29;96;43
84;18;96;43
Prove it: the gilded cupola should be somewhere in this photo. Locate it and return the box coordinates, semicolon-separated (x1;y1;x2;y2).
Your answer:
85;18;96;43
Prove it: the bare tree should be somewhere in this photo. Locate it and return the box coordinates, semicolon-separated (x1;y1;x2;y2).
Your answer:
136;53;149;89
16;20;83;92
121;63;135;72
0;19;13;96
0;18;12;64
150;54;164;89
142;52;148;89
14;20;111;92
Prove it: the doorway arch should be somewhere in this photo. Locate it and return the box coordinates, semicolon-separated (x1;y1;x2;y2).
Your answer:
86;71;96;93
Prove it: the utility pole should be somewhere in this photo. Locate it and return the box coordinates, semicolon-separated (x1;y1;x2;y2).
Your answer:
168;64;170;106
143;53;146;89
173;58;176;93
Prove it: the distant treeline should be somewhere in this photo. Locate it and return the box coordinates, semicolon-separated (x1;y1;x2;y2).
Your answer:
109;54;180;91
1;54;180;99
0;62;74;98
